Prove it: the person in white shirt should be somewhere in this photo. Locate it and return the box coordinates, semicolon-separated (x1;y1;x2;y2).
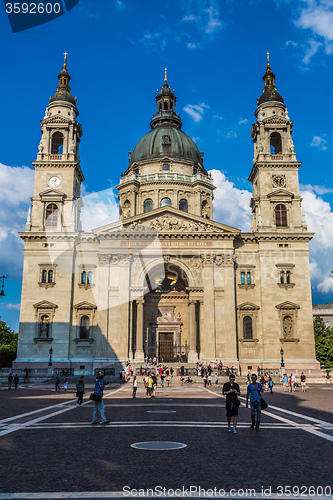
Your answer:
132;376;138;398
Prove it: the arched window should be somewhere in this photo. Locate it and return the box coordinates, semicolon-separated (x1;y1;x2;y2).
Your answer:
40;315;50;338
270;132;282;154
243;316;253;340
51;132;63;154
122;200;131;218
87;271;93;284
286;271;291;284
160;197;171;207
162;163;170;171
179;199;188;212
41;270;47;283
45;204;58;227
275;204;287;227
79;315;90;339
81;271;87;284
240;272;245;284
246;272;251;285
144;199;153;213
48;270;53;283
280;271;285;283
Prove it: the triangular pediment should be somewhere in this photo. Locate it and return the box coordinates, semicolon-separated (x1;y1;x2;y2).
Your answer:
33;300;58;309
237;301;260;310
93;207;240;235
275;301;300;310
74;301;97;310
267;189;294;199
39;189;66;198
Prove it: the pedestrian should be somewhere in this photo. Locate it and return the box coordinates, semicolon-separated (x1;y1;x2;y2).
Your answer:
8;372;13;390
214;373;218;385
281;373;288;392
147;374;154;398
300;372;307;392
203;374;207;388
13;374;19;390
246;373;264;431
268;377;274;394
91;372;109;425
247;372;251;384
166;375;171;387
132;375;138;398
55;374;60;391
152;373;157;397
208;375;212;386
160;373;165;388
291;373;297;391
63;376;68;391
223;374;240;434
76;376;85;406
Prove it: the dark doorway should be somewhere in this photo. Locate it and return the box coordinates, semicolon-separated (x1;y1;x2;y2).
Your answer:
159;333;174;362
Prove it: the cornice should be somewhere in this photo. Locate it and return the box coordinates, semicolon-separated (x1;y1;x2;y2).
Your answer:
239;232;314;243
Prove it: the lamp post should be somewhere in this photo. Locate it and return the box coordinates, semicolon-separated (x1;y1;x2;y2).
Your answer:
280;347;285;369
49;347;53;367
0;275;8;298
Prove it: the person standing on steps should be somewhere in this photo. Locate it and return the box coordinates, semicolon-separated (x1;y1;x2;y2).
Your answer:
222;374;240;434
246;374;264;431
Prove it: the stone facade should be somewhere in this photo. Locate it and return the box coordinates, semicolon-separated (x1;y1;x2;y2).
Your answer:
14;57;320;375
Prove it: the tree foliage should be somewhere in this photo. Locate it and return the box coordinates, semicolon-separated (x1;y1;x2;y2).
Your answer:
314;316;333;368
0;322;18;368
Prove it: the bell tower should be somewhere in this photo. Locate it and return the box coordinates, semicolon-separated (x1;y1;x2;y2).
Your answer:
27;54;84;233
248;54;306;233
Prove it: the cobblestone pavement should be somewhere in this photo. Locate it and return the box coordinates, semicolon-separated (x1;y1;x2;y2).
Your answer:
0;379;332;499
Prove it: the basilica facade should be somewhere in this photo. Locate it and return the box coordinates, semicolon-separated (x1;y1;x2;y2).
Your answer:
14;56;320;374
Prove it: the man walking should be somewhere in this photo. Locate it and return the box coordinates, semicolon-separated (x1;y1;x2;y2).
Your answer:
300;372;306;392
91;372;109;425
246;374;264;431
222;374;240;434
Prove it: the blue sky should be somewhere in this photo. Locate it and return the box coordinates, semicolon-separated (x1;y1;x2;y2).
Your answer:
0;0;333;330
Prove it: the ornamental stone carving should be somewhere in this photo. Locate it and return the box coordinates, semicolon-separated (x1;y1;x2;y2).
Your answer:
98;254;111;266
110;254;132;266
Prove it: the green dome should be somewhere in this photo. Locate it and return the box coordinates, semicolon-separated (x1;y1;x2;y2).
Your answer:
130;125;202;165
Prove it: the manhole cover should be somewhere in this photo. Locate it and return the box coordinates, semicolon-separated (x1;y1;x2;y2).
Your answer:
147;410;176;413
131;441;187;450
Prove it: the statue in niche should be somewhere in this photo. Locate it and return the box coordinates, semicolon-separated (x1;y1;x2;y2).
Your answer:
201;203;209;219
40;315;50;338
258;142;263;153
283;316;293;338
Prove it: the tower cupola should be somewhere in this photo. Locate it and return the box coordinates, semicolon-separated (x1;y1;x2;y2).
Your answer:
150;68;182;129
257;53;284;106
49;53;77;106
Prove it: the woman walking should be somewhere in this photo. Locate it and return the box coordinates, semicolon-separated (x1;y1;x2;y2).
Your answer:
132;376;138;398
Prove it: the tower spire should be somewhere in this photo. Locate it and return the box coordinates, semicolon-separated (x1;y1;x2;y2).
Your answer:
262;51;277;94
57;52;71;93
164;67;168;85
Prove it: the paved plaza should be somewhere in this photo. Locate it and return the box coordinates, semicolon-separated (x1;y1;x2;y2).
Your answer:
0;378;332;499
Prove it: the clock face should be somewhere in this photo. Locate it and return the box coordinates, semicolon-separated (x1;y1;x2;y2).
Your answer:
48;176;61;188
272;175;286;188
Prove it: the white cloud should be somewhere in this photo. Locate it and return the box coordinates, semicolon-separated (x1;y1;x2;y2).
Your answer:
225;130;237;138
301;188;333;296
302;39;323;64
187;42;200;49
3;304;21;311
204;4;223;35
210;169;252;230
81;189;119;232
115;0;127;11
0;163;34;281
180;0;223;39
238;118;249;125
183;103;209;122
311;135;328;150
300;183;333;194
295;1;333;42
213;115;223;120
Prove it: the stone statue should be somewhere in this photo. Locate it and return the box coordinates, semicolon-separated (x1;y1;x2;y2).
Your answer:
258;142;263;153
38;141;44;153
283;316;293;338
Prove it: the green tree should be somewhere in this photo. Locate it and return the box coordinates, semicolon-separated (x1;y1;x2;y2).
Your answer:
314;316;333;368
0;322;18;368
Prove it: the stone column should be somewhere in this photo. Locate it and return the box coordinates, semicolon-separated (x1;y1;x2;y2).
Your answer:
135;299;145;362
188;300;197;362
